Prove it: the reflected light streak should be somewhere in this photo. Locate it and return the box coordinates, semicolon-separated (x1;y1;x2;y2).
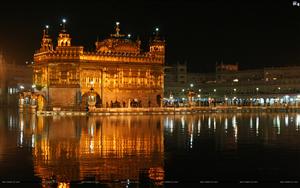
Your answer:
89;140;94;154
285;115;289;127
297;114;300;131
213;117;216;131
224;117;228;131
32;134;35;148
232;115;237;142
256;116;259;136
197;119;201;134
276;115;281;135
170;119;174;133
181;116;185;129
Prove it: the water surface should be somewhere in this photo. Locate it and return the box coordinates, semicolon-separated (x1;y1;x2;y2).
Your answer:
1;109;300;186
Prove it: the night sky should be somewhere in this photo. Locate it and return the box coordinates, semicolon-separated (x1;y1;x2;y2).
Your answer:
0;0;300;72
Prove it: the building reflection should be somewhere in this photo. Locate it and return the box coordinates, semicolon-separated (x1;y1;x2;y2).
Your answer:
18;115;164;186
163;113;300;152
16;112;300;185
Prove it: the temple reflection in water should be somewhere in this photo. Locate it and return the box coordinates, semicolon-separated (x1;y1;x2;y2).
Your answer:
16;113;300;185
18;115;164;186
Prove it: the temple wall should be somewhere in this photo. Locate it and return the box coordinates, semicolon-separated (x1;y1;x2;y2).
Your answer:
49;87;80;108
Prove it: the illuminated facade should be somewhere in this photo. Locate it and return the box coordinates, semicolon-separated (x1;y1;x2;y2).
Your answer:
33;22;165;109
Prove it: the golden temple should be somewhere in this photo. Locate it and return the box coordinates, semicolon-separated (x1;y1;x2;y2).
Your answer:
33;21;165;110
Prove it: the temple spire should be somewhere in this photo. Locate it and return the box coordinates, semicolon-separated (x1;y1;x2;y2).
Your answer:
111;22;125;38
43;25;49;37
154;27;161;40
40;25;53;52
60;18;67;33
57;18;71;47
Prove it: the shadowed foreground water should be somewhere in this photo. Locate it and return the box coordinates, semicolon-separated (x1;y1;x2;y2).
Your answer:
1;109;300;187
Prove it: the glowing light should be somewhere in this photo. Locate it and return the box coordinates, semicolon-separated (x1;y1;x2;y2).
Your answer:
293;1;300;6
181;116;185;128
116;21;120;26
190;83;194;88
170;119;174;133
197;119;201;134
285;115;289;126
256;116;259;135
213;89;216;92
213;117;216;131
31;134;35;148
232;116;237;142
155;27;159;32
233;88;236;92
296;115;300;130
276;115;281;134
45;25;49;29
62;18;66;23
127;33;131;38
233;78;239;82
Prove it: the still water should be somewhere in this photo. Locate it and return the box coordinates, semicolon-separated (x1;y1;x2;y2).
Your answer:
1;109;300;186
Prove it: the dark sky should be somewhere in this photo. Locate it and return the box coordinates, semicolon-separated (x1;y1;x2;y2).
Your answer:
0;0;300;72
